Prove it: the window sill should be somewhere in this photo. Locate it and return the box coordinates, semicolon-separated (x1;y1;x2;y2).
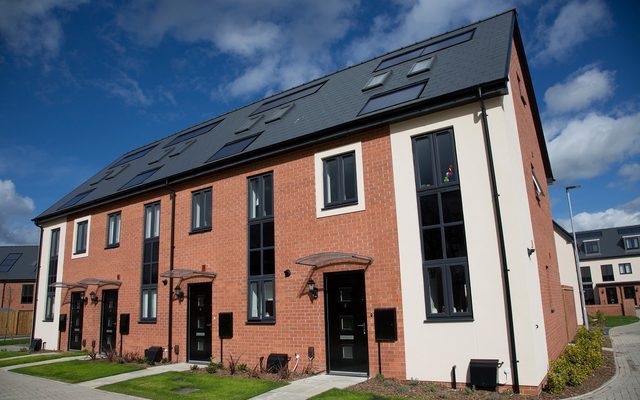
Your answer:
245;320;276;325
73;251;87;256
138;320;157;324
423;316;474;323
322;200;358;211
43;319;54;322
189;227;212;235
105;244;120;250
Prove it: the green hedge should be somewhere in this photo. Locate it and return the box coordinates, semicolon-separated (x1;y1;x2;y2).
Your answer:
545;327;603;393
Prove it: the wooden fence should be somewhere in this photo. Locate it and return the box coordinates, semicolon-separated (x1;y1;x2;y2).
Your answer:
0;310;33;336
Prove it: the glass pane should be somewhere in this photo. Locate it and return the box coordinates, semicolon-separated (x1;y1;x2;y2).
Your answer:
142;291;149;318
437;132;456;184
422;228;443;260
340;316;354;331
263;175;273;217
415;137;435;188
114;215;121;243
249;178;260;219
339;287;352;302
197;339;204;351
249;282;259;318
204;190;212;227
142;264;151;285
145;207;152;238
324;158;339;203
263;249;275;275
441;190;463;223
262;221;274;247
427;268;445;314
342;345;354;359
249;251;261;276
420;194;440;226
264;281;274;317
154;205;160;237
445;224;467;258
194;195;202;228
360;81;425;115
249;224;261;249
343;154;357;201
450;265;469;313
150;290;157;318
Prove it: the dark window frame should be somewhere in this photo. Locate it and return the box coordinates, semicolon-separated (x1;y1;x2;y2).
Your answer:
322;151;358;210
140;202;160;323
44;228;60;321
191;188;212;233
412;129;472;321
624;235;640;251
580;266;592;283
106;211;121;248
21;284;34;304
584;240;600;255
619;263;632;275
601;264;614;282
74;220;88;255
247;172;276;323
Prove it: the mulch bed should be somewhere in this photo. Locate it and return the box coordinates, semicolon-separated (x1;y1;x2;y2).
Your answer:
347;348;615;399
188;364;314;383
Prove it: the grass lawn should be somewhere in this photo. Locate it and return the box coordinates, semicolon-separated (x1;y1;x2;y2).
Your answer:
605;315;640;327
13;360;144;383
0;338;30;346
100;371;286;400
0;351;85;368
0;350;29;359
310;388;400;400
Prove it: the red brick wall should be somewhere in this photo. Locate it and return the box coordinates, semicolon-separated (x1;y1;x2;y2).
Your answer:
0;282;35;311
57;125;406;378
509;40;570;361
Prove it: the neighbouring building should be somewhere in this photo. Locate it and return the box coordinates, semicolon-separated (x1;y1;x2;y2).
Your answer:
0;246;38;336
32;10;576;394
576;224;640;314
553;221;583;335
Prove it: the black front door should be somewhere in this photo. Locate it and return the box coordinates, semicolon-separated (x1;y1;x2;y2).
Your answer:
188;283;212;362
101;290;118;353
69;292;84;351
606;287;619;304
325;271;369;375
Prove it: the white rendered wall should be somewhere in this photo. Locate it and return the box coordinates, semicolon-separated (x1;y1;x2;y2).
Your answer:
391;93;548;388
554;230;583;325
33;219;66;350
580;255;640;286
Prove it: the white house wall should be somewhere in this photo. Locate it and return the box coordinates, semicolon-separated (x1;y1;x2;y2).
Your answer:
391;93;548;388
581;255;640;285
33;219;66;350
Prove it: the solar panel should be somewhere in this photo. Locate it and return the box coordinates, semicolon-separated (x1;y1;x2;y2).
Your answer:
119;167;162;190
251;81;326;115
164;120;221;148
207;134;260;163
111;146;156;168
265;104;293;123
58;189;95;210
0;253;21;272
358;80;427;115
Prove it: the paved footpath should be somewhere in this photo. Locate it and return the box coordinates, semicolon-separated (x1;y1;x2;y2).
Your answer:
568;318;640;400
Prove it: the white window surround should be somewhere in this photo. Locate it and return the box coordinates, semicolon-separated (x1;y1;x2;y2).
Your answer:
314;142;366;218
623;235;640;251
71;216;91;259
583;239;600;254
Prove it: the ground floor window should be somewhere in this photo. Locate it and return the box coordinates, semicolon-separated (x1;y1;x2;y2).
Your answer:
583;284;595;305
605;287;618;304
248;279;274;320
141;288;157;319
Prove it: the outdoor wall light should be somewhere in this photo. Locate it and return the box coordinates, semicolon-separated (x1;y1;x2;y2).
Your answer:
89;291;99;304
162;279;168;286
284;269;291;278
307;279;319;300
527;247;536;257
174;285;185;302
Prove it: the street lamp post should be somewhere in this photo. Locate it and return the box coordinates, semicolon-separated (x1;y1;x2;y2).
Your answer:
566;185;589;330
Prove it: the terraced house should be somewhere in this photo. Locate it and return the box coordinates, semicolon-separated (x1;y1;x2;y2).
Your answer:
32;10;577;394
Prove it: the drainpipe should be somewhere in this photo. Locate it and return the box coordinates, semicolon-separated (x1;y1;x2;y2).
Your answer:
478;87;520;393
1;282;5;308
30;225;44;343
167;182;176;362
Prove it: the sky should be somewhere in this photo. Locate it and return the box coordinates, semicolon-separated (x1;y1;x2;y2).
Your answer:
0;0;639;245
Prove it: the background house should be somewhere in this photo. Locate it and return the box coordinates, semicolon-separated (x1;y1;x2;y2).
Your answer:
0;246;38;337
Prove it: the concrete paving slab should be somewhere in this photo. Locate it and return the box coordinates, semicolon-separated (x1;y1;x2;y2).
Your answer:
249;373;367;400
80;362;192;388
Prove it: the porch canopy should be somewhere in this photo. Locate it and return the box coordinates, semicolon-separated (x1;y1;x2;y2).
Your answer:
160;268;217;284
294;252;373;269
50;281;88;289
49;277;121;290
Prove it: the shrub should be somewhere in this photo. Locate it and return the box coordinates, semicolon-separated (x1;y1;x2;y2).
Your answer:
249;364;261;378
238;363;248;372
190;364;199;371
228;354;242;375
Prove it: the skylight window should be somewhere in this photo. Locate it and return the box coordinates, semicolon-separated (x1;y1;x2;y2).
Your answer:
407;57;434;76
0;253;21;272
164;120;221;148
58;189;95;210
207;133;260;163
358;80;427;115
362;71;391;91
251;81;326;115
236;115;263;134
119;167;162;190
111;146;156;168
265;104;293;123
375;29;474;71
91;164;129;185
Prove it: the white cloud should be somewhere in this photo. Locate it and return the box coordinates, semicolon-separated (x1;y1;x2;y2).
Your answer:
534;0;612;62
0;180;38;245
557;197;640;232
618;163;640;183
548;112;640;181
544;66;614;115
0;0;86;59
96;72;153;107
117;0;357;98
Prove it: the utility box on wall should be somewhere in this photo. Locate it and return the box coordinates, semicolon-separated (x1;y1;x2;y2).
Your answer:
219;312;233;339
374;308;397;342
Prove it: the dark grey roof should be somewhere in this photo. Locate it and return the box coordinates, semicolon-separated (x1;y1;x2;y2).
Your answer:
576;224;640;260
0;246;38;282
36;10;521;223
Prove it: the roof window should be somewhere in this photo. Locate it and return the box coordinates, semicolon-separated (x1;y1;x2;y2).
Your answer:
119;167;162;190
358;80;427;115
207;133;260;163
407;57;434;76
265;104;293;123
164;120;221;148
251;81;325;115
58;189;95;210
236;115;263;134
110;146;156;168
362;71;391;91
0;253;21;272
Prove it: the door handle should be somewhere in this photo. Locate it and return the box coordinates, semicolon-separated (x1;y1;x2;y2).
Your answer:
356;323;366;335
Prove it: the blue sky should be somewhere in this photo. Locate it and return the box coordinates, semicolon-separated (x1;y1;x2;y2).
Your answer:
0;0;639;245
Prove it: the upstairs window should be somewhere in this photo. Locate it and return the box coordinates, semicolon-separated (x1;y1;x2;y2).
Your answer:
601;264;614;282
141;202;160;322
21;284;34;304
619;263;632;275
580;266;592;283
45;228;60;321
323;152;357;209
192;188;212;232
106;212;121;248
583;239;600;255
74;220;88;255
624;235;640;251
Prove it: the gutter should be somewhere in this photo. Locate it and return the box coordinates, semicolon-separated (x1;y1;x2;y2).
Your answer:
167;182;176;362
30;225;44;343
478;87;520;393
